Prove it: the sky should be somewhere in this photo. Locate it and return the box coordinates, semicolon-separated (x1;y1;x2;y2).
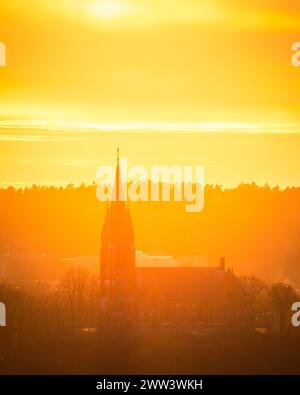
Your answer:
0;0;300;186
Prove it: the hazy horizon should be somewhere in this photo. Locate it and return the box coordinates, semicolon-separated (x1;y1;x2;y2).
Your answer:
1;127;299;188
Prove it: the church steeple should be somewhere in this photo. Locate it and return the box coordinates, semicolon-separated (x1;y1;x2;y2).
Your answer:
100;150;136;321
112;147;124;203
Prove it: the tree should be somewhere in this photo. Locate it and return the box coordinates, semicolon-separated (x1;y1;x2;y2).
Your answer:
239;276;268;326
269;282;298;334
60;267;89;328
59;267;100;328
86;274;101;327
240;276;267;306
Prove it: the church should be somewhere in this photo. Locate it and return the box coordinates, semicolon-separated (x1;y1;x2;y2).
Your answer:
99;152;251;328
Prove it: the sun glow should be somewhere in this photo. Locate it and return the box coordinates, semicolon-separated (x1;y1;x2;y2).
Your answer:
87;0;134;19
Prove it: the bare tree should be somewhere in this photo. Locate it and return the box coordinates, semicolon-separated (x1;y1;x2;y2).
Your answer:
86;274;100;328
60;267;90;328
269;282;298;334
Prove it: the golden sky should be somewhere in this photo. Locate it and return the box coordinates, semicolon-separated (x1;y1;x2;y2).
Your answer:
0;1;300;186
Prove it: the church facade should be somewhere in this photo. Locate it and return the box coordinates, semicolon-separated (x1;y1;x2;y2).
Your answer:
100;152;251;328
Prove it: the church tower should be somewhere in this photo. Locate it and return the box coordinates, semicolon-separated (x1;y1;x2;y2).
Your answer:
100;150;137;320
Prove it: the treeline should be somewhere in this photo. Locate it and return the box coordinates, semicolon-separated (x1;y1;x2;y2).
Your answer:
0;271;299;373
0;183;300;284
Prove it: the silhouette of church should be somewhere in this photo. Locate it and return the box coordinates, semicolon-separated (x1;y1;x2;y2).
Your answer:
100;151;251;327
100;149;137;319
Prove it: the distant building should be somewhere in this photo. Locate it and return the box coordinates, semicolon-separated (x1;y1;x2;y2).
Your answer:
100;152;251;327
176;255;209;267
136;251;178;267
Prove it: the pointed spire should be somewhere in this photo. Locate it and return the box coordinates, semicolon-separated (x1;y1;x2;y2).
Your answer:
113;147;125;203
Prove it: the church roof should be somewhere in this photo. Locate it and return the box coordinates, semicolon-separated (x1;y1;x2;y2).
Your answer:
136;266;231;302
